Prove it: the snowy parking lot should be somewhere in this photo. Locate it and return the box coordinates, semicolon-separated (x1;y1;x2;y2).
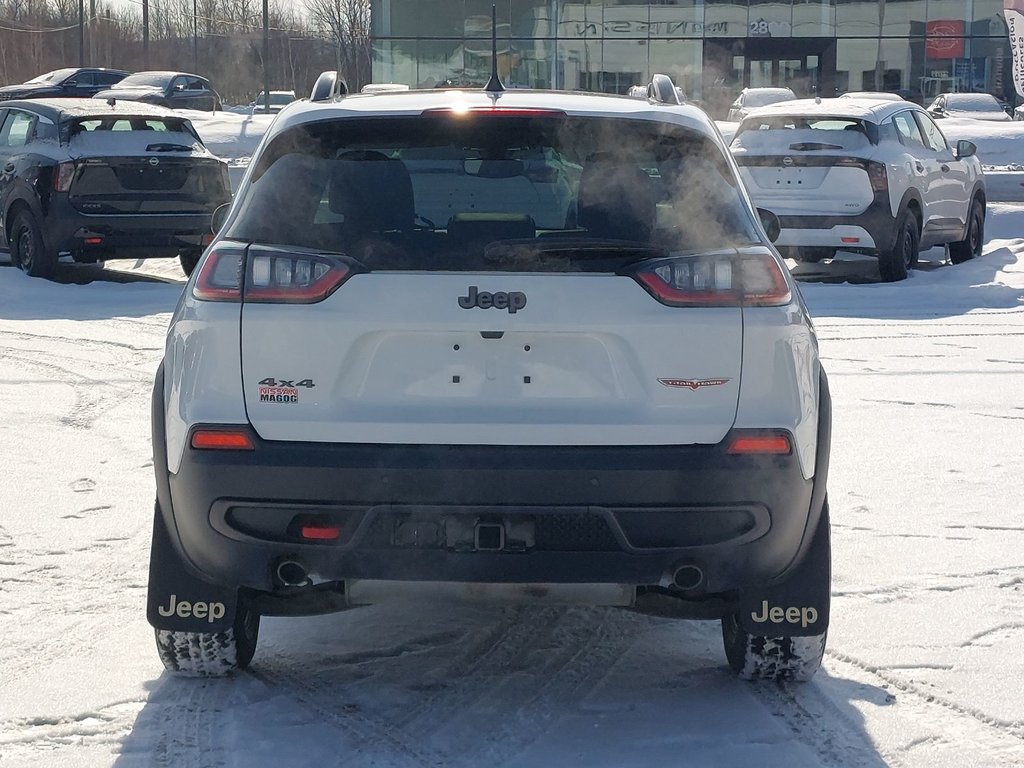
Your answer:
1;113;1023;767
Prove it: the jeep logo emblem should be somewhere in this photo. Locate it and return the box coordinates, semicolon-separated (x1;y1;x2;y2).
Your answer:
156;593;226;623
458;286;527;314
750;600;818;628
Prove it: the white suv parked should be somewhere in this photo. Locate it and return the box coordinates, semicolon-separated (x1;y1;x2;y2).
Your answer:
731;97;986;281
147;75;832;682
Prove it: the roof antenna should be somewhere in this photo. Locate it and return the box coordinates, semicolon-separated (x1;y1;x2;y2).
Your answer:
484;3;505;94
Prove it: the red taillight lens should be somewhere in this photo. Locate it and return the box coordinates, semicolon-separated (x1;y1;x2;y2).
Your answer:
300;524;342;541
727;433;792;455
421;107;567;117
192;242;245;302
190;429;255;450
631;249;790;308
246;245;352;304
52;161;75;192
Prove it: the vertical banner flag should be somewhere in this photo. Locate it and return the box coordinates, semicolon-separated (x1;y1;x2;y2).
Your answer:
1007;0;1024;98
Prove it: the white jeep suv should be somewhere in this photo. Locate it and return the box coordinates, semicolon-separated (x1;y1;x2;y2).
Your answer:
148;76;832;681
731;97;985;281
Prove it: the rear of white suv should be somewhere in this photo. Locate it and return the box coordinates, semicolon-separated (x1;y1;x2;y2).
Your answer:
148;86;832;681
731;98;986;281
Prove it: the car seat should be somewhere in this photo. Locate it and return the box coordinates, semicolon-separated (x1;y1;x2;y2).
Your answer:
575;153;658;242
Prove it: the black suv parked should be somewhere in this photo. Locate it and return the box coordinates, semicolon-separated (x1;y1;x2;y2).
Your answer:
0;99;231;278
93;71;222;112
0;68;129;101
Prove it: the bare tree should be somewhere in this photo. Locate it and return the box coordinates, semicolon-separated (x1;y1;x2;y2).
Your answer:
303;0;370;89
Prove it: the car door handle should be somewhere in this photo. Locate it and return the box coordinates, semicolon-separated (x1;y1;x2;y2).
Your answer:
941;164;950;172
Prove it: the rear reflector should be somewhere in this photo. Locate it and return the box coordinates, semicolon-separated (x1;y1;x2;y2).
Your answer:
727;434;792;455
191;429;255;450
841;237;860;244
300;524;341;541
84;236;103;245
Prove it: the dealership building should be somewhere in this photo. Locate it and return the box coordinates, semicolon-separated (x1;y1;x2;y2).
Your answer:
370;0;1014;115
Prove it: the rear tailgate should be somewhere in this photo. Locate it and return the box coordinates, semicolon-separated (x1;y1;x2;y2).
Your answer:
732;125;876;216
65;121;228;215
240;273;743;446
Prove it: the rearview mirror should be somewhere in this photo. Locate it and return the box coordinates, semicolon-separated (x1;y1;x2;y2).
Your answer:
211;202;231;234
757;208;781;243
955;140;977;159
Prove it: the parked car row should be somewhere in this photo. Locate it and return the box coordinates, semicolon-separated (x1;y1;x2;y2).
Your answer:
0;68;222;112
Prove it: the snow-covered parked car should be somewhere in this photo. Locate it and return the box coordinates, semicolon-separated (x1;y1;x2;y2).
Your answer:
731;98;986;281
726;87;796;121
148;74;833;681
928;93;1012;122
0;98;231;278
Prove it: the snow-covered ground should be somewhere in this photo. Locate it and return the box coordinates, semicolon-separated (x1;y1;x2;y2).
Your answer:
1;115;1024;768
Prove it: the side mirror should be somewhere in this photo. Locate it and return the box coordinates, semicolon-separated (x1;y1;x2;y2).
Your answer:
211;202;231;234
757;208;781;243
931;106;945;117
64;80;78;88
955;140;977;159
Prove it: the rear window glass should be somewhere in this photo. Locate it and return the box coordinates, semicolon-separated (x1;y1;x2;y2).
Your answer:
70;118;187;134
733;115;875;149
225;115;761;272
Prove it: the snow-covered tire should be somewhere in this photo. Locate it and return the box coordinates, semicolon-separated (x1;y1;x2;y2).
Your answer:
949;197;984;265
155;602;260;677
721;615;826;682
10;208;57;279
179;249;203;277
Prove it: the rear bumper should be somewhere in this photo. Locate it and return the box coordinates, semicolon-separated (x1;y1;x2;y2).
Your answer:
42;197;221;259
775;200;897;254
153;369;832;600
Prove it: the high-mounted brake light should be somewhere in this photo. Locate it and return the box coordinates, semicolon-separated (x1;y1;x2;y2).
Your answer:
191;429;255;450
421;107;567;118
192;242;245;302
630;249;790;308
52;161;75;192
246;245;352;304
727;433;792;455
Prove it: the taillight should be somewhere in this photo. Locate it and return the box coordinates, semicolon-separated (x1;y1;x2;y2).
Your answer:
192;242;245;302
52;162;75;192
866;160;888;193
630;248;791;308
246;245;352;304
727;432;792;455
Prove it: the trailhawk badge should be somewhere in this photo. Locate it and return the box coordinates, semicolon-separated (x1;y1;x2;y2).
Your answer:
658;378;730;390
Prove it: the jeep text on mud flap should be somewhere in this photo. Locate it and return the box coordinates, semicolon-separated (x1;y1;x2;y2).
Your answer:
148;72;832;681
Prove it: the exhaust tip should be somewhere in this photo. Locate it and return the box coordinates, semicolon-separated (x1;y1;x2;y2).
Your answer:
275;559;309;588
672;565;704;591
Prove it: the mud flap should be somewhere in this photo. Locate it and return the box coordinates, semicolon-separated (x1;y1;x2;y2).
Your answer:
147;503;238;633
736;500;831;637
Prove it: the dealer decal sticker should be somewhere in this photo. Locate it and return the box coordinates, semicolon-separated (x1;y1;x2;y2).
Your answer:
658;378;730;390
259;385;299;403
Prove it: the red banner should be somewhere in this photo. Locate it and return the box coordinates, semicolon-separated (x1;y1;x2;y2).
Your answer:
926;20;965;59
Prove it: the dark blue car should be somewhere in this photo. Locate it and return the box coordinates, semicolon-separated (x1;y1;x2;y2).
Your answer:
0;68;129;101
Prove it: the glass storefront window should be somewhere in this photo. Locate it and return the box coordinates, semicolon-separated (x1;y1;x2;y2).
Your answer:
557;1;604;40
558;40;602;90
704;0;748;38
417;40;465;88
507;40;556;88
372;39;417;87
512;0;555;38
465;0;512;36
748;0;793;38
793;0;836;37
649;39;703;99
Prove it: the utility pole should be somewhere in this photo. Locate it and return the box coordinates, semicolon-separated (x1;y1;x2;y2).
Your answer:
262;0;270;111
78;0;85;67
193;0;198;73
89;0;95;66
143;0;150;69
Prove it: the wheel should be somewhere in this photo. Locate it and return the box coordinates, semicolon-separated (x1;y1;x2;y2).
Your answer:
794;247;835;264
155;598;260;677
949;198;984;265
721;501;830;682
878;208;919;282
10;209;57;278
179;249;203;277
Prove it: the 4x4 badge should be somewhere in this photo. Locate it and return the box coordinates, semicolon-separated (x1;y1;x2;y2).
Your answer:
659;378;730;390
458;286;527;314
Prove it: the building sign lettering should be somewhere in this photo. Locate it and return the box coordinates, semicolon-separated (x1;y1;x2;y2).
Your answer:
564;20;731;38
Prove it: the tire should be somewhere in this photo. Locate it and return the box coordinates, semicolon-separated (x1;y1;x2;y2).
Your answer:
794;247;835;264
179;249;203;277
155;598;260;677
721;501;830;682
10;209;56;278
949;198;984;265
878;208;919;282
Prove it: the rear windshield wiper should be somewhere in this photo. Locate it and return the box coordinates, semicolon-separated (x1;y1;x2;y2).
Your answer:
146;142;193;152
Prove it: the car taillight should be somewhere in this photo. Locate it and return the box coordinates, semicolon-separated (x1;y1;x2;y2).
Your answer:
246;245;352;303
52;162;75;192
193;242;245;302
629;248;791;308
866;160;888;193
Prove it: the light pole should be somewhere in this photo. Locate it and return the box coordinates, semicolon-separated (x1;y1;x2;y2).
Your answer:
78;0;85;66
263;0;270;111
193;0;198;73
